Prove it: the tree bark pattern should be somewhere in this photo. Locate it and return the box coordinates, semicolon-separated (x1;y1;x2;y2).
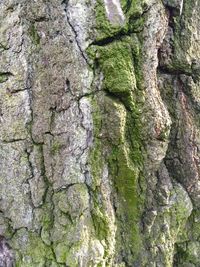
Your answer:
0;0;200;266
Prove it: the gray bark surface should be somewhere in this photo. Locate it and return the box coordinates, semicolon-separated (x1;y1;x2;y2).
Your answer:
0;0;200;266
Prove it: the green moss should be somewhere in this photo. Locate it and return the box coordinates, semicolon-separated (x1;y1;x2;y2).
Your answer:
87;26;146;264
40;210;53;245
93;36;144;111
110;147;142;246
175;241;200;266
28;24;40;45
54;243;85;266
95;0;146;41
88;92;145;263
95;0;127;41
121;0;146;32
120;0;146;15
0;43;8;51
0;73;9;83
88;96;111;242
13;230;54;267
91;203;110;241
88;3;147;262
51;140;62;155
107;111;144;262
98;39;135;99
54;242;69;263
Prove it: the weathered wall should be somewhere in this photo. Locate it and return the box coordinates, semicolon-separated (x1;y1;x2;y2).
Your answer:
0;0;200;266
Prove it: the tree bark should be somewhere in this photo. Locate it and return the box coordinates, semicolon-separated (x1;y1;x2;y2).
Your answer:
0;0;200;266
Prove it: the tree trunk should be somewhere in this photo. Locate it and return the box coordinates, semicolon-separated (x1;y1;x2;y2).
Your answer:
0;0;200;266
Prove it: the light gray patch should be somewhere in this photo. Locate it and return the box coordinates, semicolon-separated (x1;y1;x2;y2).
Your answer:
103;0;125;25
0;236;14;267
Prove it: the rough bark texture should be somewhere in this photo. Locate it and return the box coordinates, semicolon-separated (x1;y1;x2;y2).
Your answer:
0;0;200;266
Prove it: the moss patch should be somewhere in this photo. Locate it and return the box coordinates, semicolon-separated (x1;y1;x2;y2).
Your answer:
88;4;147;264
98;39;136;103
95;0;147;41
50;140;62;155
88;96;111;243
28;23;40;45
106;98;144;263
12;229;55;267
0;72;12;83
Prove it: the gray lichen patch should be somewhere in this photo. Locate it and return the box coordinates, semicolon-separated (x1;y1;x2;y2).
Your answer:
0;236;14;267
0;90;31;142
0;141;33;230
